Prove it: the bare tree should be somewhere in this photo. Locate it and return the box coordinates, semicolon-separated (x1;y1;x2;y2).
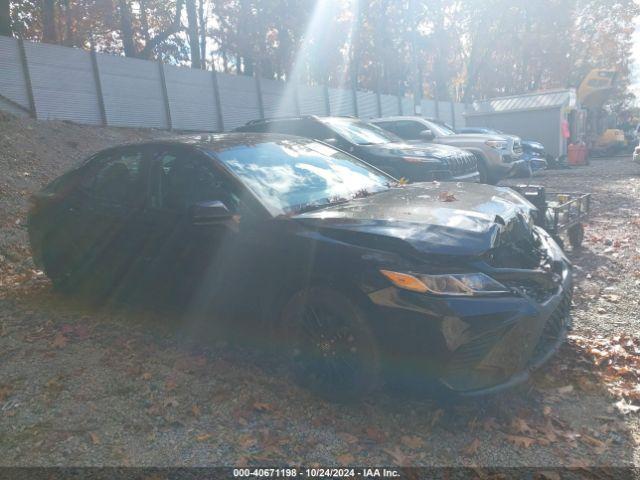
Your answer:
198;0;207;67
0;0;10;36
186;0;201;68
42;0;58;43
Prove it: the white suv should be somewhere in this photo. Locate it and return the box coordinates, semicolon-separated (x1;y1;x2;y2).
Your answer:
372;116;526;184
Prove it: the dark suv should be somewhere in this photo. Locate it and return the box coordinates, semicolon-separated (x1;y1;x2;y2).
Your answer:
234;116;479;183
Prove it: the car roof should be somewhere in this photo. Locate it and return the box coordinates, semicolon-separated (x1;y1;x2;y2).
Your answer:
370;116;430;123
109;132;313;154
237;115;359;128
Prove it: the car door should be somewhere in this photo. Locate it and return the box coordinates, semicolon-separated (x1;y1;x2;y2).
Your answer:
72;145;152;297
140;145;247;307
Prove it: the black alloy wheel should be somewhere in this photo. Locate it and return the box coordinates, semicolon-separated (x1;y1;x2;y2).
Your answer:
282;287;380;402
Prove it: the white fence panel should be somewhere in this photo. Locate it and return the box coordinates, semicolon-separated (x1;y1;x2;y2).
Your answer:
217;73;260;130
98;54;167;129
356;91;378;119
438;101;454;124
420;99;437;118
0;37;29;112
401;97;414;116
261;78;297;118
0;38;470;132
297;84;327;115
380;94;399;116
25;42;101;124
328;88;354;116
165;64;219;131
454;103;466;128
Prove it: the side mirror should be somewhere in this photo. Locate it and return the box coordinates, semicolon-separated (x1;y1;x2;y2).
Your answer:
190;200;232;225
419;129;434;140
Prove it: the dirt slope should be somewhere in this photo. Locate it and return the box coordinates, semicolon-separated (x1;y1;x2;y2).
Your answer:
0;112;170;286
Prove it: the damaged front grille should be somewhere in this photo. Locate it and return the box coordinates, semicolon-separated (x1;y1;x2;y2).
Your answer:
531;289;572;363
486;222;564;303
485;215;544;270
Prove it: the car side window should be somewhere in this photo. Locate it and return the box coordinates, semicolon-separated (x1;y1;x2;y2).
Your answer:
150;148;239;212
82;148;147;206
297;121;337;142
383;121;425;140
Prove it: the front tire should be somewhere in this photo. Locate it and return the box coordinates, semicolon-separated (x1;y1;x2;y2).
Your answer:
281;286;380;402
41;246;76;292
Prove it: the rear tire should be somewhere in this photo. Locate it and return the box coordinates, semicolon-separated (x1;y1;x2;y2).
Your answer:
281;286;380;402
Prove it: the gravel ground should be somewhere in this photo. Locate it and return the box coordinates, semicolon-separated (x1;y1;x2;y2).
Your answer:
1;112;640;468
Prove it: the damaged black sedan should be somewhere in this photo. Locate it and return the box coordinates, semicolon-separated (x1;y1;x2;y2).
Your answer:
28;133;572;401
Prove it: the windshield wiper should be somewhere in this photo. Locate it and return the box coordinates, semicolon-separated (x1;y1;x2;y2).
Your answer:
293;198;352;214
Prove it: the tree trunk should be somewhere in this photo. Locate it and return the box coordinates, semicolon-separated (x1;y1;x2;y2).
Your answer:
42;0;58;43
186;0;201;68
198;0;206;67
0;0;10;37
118;0;137;57
62;0;74;46
139;0;151;42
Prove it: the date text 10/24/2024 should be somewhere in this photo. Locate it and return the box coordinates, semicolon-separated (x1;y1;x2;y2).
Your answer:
233;468;401;478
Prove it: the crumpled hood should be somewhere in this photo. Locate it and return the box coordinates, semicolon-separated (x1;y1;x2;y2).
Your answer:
293;182;536;257
359;142;460;160
435;133;509;143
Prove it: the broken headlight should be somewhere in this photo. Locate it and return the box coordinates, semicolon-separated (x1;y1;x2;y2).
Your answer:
380;270;509;296
485;140;508;150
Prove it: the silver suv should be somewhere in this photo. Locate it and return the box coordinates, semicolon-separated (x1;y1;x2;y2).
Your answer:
371;116;525;184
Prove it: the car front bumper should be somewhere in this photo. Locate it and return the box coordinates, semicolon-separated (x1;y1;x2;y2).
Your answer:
484;149;527;180
366;227;572;395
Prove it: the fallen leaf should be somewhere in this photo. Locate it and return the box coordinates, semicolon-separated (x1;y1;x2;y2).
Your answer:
438;191;457;202
556;385;574;395
511;417;535;435
463;438;481;456
504;434;536;448
0;385;12;401
336;453;355;464
338;432;359;445
191;405;202;417
482;417;499;431
51;333;67;348
89;432;100;445
430;409;444;427
253;402;272;413
581;434;608;454
364;426;386;443
163;397;179;408
400;435;424;449
538;471;561;480
614;399;640;415
195;433;211;442
239;435;256;449
141;372;152;381
383;446;408;465
165;375;178;391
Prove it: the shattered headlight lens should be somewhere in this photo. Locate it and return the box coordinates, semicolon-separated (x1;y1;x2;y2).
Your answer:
485;140;508;150
380;270;508;296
